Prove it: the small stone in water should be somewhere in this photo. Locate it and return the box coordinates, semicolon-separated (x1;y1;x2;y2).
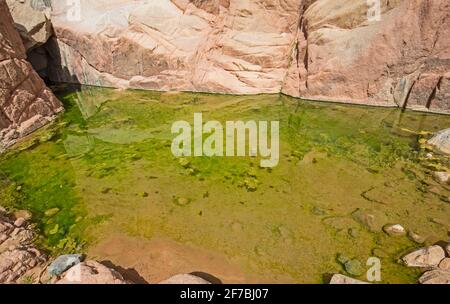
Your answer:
408;231;426;244
178;158;191;168
337;253;350;265
383;224;406;237
175;197;191;206
345;259;364;277
44;208;60;217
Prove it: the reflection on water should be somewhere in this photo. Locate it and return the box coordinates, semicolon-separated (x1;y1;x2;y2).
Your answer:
1;86;449;283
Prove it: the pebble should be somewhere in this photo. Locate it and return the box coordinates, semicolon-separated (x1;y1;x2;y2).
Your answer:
383;224;407;237
408;231;426;244
14;218;26;228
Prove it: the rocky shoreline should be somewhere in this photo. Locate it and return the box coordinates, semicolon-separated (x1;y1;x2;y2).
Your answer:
0;206;213;284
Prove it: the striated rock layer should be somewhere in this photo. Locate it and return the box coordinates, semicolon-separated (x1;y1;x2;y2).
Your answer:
282;0;450;112
7;0;450;113
0;0;63;151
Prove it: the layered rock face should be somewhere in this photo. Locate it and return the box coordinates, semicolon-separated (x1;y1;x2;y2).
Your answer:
47;0;300;94
283;0;450;112
6;0;450;113
0;0;63;151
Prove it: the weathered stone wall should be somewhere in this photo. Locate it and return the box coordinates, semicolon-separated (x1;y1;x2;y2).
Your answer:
5;0;450;113
0;0;63;151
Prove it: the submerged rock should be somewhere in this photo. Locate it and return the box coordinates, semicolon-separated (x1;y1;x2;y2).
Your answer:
428;129;450;155
402;245;446;268
159;274;211;284
344;259;365;277
383;224;407;237
44;208;60;217
329;274;369;284
48;254;84;277
408;231;426;244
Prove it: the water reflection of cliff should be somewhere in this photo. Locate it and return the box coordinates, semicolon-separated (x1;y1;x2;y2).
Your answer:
63;86;155;158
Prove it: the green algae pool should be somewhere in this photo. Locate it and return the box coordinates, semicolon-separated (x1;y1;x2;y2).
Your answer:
1;85;450;283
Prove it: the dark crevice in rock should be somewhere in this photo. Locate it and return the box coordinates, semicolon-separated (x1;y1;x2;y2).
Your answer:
426;76;443;109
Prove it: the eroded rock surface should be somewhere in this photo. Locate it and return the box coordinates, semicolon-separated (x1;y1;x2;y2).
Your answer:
6;0;53;51
56;260;127;284
0;207;47;284
283;0;450;113
402;245;446;268
0;0;63;151
5;0;444;112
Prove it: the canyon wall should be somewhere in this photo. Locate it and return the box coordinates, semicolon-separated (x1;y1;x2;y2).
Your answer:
6;0;450;113
0;0;63;151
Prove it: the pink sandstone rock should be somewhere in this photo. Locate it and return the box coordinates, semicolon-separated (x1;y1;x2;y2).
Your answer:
7;0;450;113
56;261;127;284
0;0;63;151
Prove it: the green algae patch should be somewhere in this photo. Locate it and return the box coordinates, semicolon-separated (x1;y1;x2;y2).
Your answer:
1;86;449;283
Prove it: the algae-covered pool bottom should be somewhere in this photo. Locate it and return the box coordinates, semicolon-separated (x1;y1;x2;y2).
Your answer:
1;86;450;283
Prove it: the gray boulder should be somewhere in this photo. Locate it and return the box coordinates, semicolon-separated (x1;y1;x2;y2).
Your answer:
48;254;84;277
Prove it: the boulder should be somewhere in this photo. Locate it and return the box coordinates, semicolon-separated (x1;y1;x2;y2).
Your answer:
329;274;369;284
282;0;450;113
48;254;84;277
6;0;53;50
419;269;450;284
446;244;450;256
0;0;63;151
56;261;127;284
159;274;211;284
428;129;450;155
402;245;446;268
